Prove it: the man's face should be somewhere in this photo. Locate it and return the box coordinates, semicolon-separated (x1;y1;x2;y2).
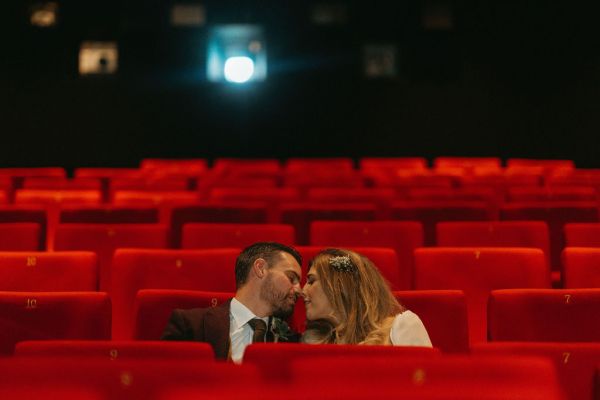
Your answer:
259;251;302;319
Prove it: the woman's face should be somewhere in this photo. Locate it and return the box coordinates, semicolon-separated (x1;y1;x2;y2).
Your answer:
302;267;336;323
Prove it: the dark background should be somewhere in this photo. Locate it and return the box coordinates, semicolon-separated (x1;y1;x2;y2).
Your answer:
3;0;600;169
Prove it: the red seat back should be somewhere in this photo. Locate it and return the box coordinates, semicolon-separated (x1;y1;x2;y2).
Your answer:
414;247;550;344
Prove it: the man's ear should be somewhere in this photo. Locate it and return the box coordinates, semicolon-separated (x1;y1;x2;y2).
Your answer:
252;258;268;279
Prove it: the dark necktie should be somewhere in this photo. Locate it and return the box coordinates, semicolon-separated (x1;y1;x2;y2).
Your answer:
248;318;268;343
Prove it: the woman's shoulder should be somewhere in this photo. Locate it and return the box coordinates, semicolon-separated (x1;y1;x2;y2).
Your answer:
389;310;433;347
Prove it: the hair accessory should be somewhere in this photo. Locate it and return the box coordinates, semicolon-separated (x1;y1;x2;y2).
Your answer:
329;255;355;273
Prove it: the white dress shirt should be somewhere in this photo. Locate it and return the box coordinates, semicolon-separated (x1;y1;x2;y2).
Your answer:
229;298;269;363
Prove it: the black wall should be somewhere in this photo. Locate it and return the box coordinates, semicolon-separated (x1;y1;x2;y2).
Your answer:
3;1;600;169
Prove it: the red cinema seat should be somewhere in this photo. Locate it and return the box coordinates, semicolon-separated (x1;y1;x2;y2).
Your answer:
0;251;97;291
133;289;233;340
310;221;424;290
306;188;397;204
285;157;355;172
15;340;215;360
110;248;239;339
54;224;169;292
0;385;102;400
359;157;428;171
288;355;563;400
244;343;440;379
207;188;300;222
0;292;111;355
436;221;550;265
0;358;259;399
507;186;597;202
390;200;496;245
562;247;600;288
22;177;102;190
507;158;575;170
0;167;66;181
140;158;208;173
489;289;600;342
182;223;295;249
212;158;281;175
565;223;600;247
434;157;502;169
393;290;469;353
170;202;269;247
414;248;550;344
0;223;42;251
74;167;143;180
473;342;600;400
500;201;599;278
281;203;377;245
0;205;48;248
14;189;103;205
111;190;199;207
109;177;190;192
60;205;160;224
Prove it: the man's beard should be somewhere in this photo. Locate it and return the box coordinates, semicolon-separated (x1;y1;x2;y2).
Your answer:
259;274;297;319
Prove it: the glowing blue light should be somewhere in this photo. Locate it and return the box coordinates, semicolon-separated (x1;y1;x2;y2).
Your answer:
223;56;255;83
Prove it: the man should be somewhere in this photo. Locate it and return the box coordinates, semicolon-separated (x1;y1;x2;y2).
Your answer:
161;242;303;362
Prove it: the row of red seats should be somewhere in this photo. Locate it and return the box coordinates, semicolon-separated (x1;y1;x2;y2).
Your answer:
6;340;600;400
0;347;577;399
2;219;600;284
1;289;599;354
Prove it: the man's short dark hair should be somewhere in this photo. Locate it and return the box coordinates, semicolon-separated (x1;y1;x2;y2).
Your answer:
235;242;302;289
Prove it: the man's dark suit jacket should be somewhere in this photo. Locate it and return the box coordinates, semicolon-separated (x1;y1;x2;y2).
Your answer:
161;300;232;360
161;299;301;360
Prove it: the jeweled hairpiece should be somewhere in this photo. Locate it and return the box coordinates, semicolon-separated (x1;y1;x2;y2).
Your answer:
329;255;355;273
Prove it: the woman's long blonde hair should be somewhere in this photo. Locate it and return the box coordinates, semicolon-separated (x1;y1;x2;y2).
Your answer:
304;248;404;345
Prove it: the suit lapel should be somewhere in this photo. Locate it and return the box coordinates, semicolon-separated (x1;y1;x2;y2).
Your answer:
204;300;231;360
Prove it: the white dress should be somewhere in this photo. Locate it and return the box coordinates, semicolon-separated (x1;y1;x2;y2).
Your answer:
389;310;433;347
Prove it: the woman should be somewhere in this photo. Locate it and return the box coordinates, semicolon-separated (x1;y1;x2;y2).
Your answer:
301;248;432;346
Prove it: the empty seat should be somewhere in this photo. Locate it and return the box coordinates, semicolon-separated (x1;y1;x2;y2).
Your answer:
0;222;42;251
564;223;600;247
0;358;259;399
488;288;600;342
140;158;208;173
310;221;423;290
0;251;97;291
394;290;469;353
433;157;502;169
15;340;215;360
0;205;48;248
110;248;239;339
436;221;550;265
54;224;169;291
472;342;600;400
507;186;597;202
288;355;563;400
414;248;550;344
285;158;355;172
170;202;269;247
14;189;103;205
244;343;440;379
22;177;102;190
359;157;428;171
133;289;234;340
562;247;600;288
507;158;575;170
182;223;295;249
60;205;160;224
390;200;496;245
281;203;377;245
0;292;111;355
501;201;599;278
